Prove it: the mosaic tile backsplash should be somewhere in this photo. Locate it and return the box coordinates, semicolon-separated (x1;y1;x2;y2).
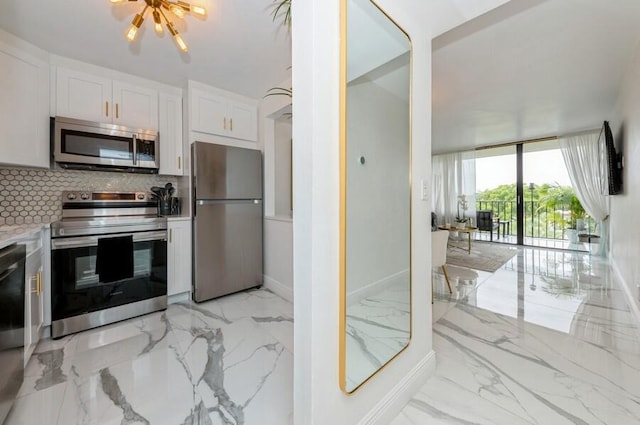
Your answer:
0;167;182;226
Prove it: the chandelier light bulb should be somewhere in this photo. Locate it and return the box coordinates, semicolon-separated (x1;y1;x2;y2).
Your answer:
126;24;139;42
170;4;185;18
125;12;145;42
191;5;206;16
153;10;164;33
166;22;188;52
174;33;188;52
110;0;126;3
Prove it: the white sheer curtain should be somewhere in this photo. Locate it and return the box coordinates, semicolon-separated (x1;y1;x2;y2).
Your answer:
432;151;476;225
559;132;610;257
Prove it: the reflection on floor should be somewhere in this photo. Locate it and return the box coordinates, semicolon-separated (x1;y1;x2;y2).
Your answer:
345;280;410;391
473;231;596;252
6;289;293;425
395;246;640;424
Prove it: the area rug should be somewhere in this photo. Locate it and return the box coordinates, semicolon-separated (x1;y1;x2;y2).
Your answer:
446;241;517;273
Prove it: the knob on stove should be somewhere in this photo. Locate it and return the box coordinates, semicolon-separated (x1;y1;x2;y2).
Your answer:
137;193;145;200
80;193;90;200
67;193;77;200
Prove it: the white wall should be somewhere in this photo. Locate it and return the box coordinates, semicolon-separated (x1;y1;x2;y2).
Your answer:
610;42;640;314
291;0;511;423
264;217;294;302
260;78;292;217
346;80;410;297
259;79;294;302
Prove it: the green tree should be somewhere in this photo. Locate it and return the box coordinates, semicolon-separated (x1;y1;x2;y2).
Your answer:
476;183;586;238
537;185;585;229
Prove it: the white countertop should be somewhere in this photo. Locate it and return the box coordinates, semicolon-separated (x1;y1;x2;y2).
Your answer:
0;224;48;250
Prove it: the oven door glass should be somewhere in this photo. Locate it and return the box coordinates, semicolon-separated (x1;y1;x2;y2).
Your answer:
51;238;167;321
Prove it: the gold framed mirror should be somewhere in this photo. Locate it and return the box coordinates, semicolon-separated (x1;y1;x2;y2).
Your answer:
339;0;412;394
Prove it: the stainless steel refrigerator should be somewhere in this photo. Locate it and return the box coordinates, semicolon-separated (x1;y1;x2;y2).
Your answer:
191;141;263;302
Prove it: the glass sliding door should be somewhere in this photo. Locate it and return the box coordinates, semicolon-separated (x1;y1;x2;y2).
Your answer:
523;140;589;251
475;145;518;244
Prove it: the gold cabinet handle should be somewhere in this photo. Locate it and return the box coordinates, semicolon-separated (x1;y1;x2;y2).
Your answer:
230;118;233;131
116;103;119;119
106;101;109;117
30;271;43;294
178;156;181;170
169;228;172;243
223;117;227;130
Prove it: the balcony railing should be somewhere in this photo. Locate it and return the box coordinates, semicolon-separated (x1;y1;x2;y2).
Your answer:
475;200;596;241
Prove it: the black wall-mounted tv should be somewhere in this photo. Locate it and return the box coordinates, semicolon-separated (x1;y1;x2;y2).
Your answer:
599;121;623;195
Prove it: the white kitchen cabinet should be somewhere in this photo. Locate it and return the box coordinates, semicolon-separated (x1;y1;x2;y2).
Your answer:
168;218;192;296
56;67;159;129
112;80;159;129
159;93;185;176
228;101;258;141
191;89;257;142
0;35;50;168
24;233;44;364
55;67;111;123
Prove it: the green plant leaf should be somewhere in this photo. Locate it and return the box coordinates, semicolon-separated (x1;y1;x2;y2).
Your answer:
264;86;293;98
271;0;291;29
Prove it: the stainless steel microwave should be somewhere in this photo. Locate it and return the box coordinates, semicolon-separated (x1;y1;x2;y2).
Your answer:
52;116;159;173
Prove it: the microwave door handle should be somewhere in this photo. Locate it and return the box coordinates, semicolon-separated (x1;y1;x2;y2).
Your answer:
132;134;138;166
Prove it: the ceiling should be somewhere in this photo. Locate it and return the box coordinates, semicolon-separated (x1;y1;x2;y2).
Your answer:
0;0;291;99
432;0;640;154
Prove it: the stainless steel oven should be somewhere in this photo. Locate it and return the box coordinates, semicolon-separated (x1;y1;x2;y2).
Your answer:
53;116;159;173
51;191;167;338
0;243;25;423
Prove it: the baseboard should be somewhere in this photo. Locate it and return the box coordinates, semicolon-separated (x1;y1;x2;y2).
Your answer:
347;269;410;306
358;350;437;425
611;260;640;336
168;292;190;304
263;275;293;303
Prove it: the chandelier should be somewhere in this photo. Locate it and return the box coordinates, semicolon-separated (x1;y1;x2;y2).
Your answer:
109;0;207;52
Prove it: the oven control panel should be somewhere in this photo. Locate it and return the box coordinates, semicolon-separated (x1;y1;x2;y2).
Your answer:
62;191;149;203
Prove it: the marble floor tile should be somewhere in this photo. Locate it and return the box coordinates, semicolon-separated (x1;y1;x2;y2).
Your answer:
6;289;293;425
395;246;640;425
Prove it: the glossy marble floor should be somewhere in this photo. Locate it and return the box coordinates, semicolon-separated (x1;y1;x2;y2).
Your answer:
394;246;640;425
6;290;293;425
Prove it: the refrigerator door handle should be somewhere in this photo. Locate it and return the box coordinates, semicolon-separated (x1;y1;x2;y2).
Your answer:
196;199;262;206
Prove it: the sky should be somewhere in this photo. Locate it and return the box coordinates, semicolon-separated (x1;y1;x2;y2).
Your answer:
475;149;571;192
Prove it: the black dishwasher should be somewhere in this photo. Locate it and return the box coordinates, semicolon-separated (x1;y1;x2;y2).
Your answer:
0;243;26;424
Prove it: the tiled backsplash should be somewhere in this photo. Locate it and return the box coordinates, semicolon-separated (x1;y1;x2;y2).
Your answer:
0;167;182;225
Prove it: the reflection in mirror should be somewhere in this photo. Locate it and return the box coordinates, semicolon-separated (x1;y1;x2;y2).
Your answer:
274;107;293;217
341;0;412;393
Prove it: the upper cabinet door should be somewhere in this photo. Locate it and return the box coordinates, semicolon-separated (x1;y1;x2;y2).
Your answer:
159;93;184;176
0;40;50;168
189;88;258;142
228;100;257;142
191;90;228;136
56;67;111;122
112;80;159;130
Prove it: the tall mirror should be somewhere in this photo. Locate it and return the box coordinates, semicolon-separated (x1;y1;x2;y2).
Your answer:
340;0;412;393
